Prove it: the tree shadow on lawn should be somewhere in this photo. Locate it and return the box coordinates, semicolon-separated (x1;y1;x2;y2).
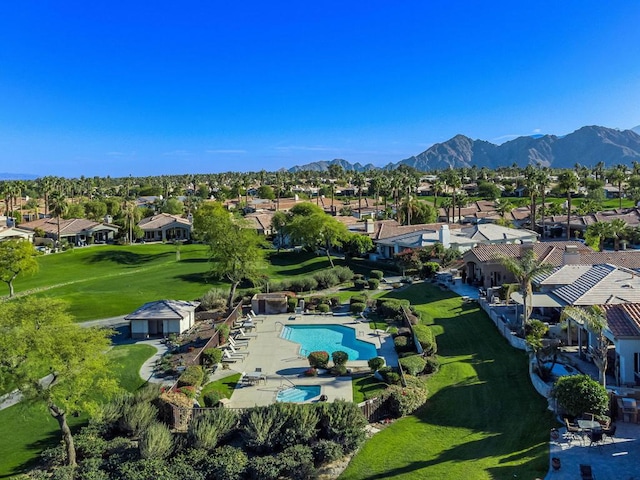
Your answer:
87;250;171;266
174;273;213;284
177;258;209;264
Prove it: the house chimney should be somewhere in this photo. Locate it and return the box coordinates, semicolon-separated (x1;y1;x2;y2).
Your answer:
364;219;374;234
563;245;580;265
104;215;113;224
439;224;451;249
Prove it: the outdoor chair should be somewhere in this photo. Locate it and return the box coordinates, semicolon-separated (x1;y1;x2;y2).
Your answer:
579;464;595;480
236;328;258;339
227;344;250;357
588;429;604;448
602;423;617;443
229;336;250;347
564;418;584;444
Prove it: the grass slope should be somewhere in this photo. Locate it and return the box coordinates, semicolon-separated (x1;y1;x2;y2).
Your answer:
0;344;155;478
341;284;554;480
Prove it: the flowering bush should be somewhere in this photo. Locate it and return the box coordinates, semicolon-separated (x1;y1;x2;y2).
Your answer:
179;386;196;399
304;368;318;377
307;351;329;369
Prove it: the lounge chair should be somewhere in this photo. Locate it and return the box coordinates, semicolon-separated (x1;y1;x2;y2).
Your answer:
227;344;249;356
223;350;244;362
236;328;258;338
250;310;265;322
229;336;250;347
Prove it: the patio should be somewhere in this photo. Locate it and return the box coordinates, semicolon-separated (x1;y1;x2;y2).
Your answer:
208;312;398;408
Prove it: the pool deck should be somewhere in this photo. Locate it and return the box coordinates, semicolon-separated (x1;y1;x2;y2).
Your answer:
211;312;397;409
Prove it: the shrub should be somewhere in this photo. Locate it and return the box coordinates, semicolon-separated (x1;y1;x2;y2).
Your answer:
119;402;158;437
290;277;318;292
332;266;354;283
139;421;173;459
188;409;239;449
378;367;401;385
247;455;282;480
304;367;318;377
209;446;248;480
317;303;331;313
216;324;230;344
330;365;348;376
202;390;222;407
328;295;341;307
241;405;288;453
369;269;384;280
313;270;340;289
134;383;163;404
288;297;297;312
424;356;440;374
377;299;409;321
354;279;367;290
178;385;197;399
199;288;228;311
317;400;367;453
332;350;349;366
383;383;428;418
353;273;364;281
393;335;412;353
368;357;385;372
422;262;440;278
312;440;344;466
178;365;205;388
399;355;427;376
276;445;316;480
350;302;366;314
350;294;367;305
413;324;437;355
308;350;330;369
202;348;223;367
552;374;609;417
368;278;380;290
279;403;320;448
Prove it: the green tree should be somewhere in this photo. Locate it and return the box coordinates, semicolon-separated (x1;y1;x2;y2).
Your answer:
552;374;609;418
0;299;118;466
161;197;185;215
48;191;68;251
585;221;612;251
0;240;39;297
499;250;555;335
193;203;266;307
257;185;275;200
560;306;610;387
557;171;578;241
342;233;374;260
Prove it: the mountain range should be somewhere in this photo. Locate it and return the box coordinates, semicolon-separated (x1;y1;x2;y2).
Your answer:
291;125;640;173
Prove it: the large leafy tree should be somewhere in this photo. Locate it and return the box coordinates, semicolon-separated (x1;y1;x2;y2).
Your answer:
0;299;118;466
499;249;555;335
285;202;349;267
560;305;610;387
193;203;266;307
0;240;39;297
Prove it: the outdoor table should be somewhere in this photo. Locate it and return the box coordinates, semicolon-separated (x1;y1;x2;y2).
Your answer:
577;419;601;431
246;371;267;385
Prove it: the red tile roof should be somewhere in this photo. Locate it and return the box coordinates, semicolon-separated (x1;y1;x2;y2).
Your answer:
601;304;640;337
464;241;592;264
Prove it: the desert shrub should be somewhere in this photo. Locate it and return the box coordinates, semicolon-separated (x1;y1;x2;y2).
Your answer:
240;405;288;453
317;303;331;313
209;446;248;480
317;400;367;453
368;357;385;371
393;335;413;353
199;288;228;310
312;439;344;466
332;266;354;283
313;270;340;289
216;324;230;344
139;421;173;459
399;355;427;376
202;348;222;367
288;297;297;312
350;294;367;305
95;392;132;429
424;356;440;374
188;408;239;450
383;383;428;418
350;302;366;314
368;278;380;290
369;270;384;280
552;374;609;417
307;350;330;368
332;350;349;366
202;390;222;407
247;455;282;480
290;277;318;292
354;279;367;290
413;324;437;355
330;365;348;376
134;384;163;404
276;445;316;480
422;262;440;278
178;365;205;388
119;402;158;437
279;404;320;447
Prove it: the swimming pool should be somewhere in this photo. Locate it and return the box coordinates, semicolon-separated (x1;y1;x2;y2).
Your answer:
281;324;378;360
544;362;579;378
276;385;321;403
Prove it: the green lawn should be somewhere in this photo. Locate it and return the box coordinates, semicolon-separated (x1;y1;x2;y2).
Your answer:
352;374;387;404
198;372;242;403
341;284;554;480
0;344;156;478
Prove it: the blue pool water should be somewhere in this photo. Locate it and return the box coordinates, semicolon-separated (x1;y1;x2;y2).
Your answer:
276;385;321;403
281;324;378;360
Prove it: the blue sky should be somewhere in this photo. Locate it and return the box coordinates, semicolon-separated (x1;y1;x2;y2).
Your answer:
1;1;639;178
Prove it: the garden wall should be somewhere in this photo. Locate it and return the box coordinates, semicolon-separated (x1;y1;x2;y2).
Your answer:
478;298;527;350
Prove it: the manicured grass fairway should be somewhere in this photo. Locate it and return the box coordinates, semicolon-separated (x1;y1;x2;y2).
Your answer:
0;344;156;478
341;284;554;480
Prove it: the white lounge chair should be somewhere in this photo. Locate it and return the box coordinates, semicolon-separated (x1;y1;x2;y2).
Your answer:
229;336;250;347
249;310;265;322
227;344;249;356
223;349;245;362
237;328;258;338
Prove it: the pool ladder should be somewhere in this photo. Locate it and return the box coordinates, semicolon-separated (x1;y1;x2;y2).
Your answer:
278;375;296;390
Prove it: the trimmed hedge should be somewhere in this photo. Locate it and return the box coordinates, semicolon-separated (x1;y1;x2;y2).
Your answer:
393;335;413;353
307;351;330;369
369;270;384;280
178;365;205;388
354;279;367;290
368;279;380;290
350;295;367;305
332;351;349;366
413;324;437;355
399;355;427;376
350;302;366;314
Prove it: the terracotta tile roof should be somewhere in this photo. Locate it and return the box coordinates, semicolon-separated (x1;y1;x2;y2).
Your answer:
20;217;119;235
373;221;461;240
601;304;640;337
465;241;591;264
244;212;275;231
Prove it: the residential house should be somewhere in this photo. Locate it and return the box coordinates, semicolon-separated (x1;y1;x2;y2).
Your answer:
20;217;119;245
0;225;34;242
126;299;200;339
138;213;192;242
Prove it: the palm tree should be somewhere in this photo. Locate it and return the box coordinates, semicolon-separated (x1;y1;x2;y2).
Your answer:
557;171;579;240
440;197;453;224
48;192;68;252
499;249;555;335
537;168;551;237
607;165;628;210
609;218;628;251
560;305;609;387
586;221;612;251
494;198;513;219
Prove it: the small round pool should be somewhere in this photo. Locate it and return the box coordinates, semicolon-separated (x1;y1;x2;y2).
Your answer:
276;385;321;403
